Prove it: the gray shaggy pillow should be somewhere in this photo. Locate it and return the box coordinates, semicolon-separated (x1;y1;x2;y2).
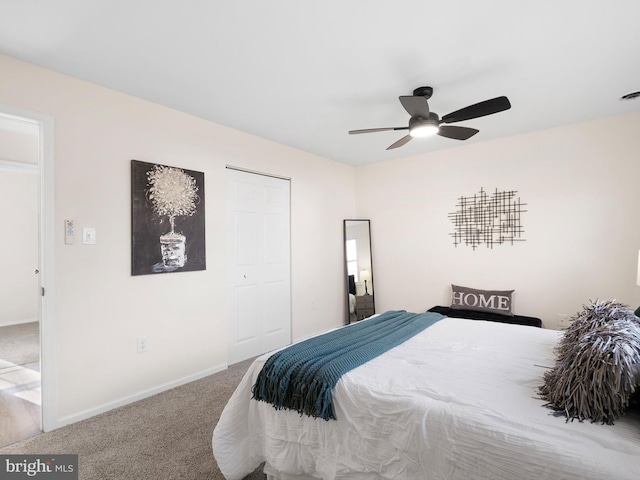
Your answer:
539;299;640;424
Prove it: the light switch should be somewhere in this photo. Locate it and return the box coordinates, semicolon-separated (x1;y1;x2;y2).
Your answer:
83;227;96;245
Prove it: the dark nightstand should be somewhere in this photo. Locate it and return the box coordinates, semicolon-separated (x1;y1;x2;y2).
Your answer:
355;295;375;320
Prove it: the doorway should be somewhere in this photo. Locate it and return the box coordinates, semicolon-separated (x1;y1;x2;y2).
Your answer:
0;104;54;442
0;113;41;446
226;167;292;365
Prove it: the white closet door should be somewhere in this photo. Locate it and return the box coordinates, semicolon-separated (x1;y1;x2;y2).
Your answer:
226;168;291;364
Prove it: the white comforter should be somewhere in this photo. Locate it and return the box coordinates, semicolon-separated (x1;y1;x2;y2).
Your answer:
213;316;640;480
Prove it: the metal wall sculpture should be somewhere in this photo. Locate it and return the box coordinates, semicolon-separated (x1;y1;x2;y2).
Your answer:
449;188;526;250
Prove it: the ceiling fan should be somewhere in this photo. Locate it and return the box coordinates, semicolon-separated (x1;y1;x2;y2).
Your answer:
348;86;511;150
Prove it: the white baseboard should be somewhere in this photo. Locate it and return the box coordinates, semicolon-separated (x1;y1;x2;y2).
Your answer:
51;362;228;431
0;318;38;328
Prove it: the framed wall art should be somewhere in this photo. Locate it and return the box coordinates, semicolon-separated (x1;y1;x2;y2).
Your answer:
131;159;206;275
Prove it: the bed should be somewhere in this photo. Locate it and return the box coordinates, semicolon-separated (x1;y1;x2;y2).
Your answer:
348;275;357;323
212;312;640;480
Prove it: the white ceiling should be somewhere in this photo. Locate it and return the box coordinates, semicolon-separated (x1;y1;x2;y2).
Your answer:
1;0;639;166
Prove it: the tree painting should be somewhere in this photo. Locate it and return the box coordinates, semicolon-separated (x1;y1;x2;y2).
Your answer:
131;160;206;275
147;165;198;268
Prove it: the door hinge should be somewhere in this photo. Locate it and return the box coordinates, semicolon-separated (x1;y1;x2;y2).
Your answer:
41;287;45;296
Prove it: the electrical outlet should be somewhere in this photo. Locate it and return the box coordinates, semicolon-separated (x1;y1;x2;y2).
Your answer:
137;336;148;353
557;314;570;329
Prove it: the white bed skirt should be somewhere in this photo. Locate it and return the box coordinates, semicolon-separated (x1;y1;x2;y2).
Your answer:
264;464;318;480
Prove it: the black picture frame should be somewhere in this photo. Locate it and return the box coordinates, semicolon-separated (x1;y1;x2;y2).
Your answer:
131;159;206;275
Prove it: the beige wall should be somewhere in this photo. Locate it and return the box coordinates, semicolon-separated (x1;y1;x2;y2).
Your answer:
0;54;356;423
0;125;39;327
356;111;640;328
0;170;39;326
0;128;39;164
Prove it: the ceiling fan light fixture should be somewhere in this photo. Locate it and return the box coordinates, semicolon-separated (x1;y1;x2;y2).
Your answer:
348;88;510;149
410;123;439;138
409;115;439;138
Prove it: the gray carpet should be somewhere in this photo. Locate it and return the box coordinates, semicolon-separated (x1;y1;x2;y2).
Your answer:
0;358;266;480
0;322;39;367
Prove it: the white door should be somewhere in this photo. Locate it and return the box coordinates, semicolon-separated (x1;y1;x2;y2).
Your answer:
226;168;291;364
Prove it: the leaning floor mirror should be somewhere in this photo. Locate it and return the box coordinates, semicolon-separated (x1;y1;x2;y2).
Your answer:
344;219;375;324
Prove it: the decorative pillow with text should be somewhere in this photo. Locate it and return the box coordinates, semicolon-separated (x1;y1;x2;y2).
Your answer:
450;284;514;317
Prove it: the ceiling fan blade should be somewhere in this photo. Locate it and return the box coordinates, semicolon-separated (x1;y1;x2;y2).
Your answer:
349;126;408;135
437;125;479;140
399;95;429;117
386;135;412;150
441;96;511;124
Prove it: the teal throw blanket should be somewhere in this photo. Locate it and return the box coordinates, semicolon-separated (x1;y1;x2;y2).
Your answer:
251;310;444;420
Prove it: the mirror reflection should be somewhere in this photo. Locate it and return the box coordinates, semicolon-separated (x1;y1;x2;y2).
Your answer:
344;219;375;323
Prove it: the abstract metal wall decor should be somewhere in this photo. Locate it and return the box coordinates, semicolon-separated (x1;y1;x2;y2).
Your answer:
448;188;526;250
131;160;206;275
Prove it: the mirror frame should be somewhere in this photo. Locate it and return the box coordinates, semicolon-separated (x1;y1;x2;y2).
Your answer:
344;219;375;324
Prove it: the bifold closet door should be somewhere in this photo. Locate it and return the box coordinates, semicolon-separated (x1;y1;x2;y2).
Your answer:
226;168;291;364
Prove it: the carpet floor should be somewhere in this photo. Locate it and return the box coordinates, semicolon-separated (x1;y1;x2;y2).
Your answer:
0;322;39;367
0;358;266;480
0;322;42;448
